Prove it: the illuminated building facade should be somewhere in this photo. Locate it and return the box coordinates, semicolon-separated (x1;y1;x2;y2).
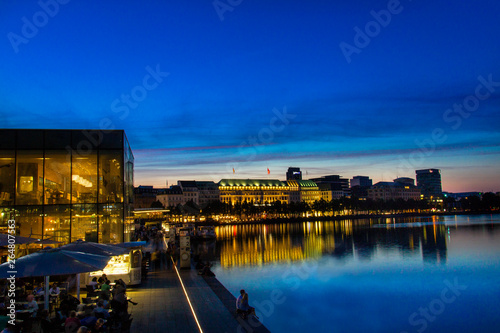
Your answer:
218;179;289;205
0;129;134;244
286;180;320;204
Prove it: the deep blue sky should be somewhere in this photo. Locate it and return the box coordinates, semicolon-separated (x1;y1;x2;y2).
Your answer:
1;0;499;192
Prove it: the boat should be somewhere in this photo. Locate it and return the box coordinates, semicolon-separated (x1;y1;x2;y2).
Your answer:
195;226;216;240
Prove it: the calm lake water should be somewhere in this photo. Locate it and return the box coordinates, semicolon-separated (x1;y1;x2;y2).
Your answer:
207;214;500;333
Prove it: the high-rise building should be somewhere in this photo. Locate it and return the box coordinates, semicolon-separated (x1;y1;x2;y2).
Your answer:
0;129;134;244
416;169;443;199
286;167;302;180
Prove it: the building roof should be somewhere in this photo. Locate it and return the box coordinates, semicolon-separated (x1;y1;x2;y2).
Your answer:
178;180;197;188
219;179;287;187
372;181;418;189
158;186;183;195
286;180;318;188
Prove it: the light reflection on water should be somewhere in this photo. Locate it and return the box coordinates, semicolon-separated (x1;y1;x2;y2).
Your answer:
201;214;500;333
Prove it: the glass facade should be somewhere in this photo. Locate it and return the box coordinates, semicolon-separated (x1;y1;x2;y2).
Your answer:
0;129;134;244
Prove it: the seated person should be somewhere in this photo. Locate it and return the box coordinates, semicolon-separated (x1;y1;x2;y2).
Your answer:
100;280;111;294
88;277;99;290
26;294;38;316
93;318;107;333
80;314;97;329
49;283;60;296
236;289;257;319
199;262;215;277
65;310;81;331
97;293;110;309
77;326;89;333
93;301;110;319
0;322;15;333
60;291;80;316
33;283;45;296
0;308;9;331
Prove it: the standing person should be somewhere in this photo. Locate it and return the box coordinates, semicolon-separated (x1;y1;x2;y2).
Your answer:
97;273;107;285
166;246;172;270
88;277;98;290
49;283;60;296
151;250;159;271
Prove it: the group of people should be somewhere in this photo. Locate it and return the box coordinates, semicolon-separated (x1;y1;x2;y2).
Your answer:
32;282;62;297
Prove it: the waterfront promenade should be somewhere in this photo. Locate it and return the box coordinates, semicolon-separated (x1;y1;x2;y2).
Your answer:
127;263;270;333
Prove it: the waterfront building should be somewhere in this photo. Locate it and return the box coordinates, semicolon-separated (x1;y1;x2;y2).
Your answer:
134;185;165;208
350;176;372;199
218;179;289;205
318;183;345;200
286;167;302;180
311;175;350;198
178;181;200;205
157;180;220;209
367;180;421;201
0;129;134;243
156;186;184;207
286;180;320;204
416;169;443;200
442;192;482;200
196;181;220;207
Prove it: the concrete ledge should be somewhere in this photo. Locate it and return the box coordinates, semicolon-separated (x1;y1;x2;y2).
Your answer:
202;275;271;333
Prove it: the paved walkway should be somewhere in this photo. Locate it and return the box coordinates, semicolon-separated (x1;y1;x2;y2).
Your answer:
128;262;270;333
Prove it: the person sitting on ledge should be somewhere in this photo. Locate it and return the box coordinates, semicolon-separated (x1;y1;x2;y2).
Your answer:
236;289;258;319
198;262;215;277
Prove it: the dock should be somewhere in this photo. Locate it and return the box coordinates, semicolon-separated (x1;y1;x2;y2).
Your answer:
128;264;271;333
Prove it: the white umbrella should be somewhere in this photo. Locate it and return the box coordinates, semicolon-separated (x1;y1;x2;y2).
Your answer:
0;248;110;309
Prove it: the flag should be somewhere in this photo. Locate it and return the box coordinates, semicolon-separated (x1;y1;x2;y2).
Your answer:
233;168;235;174
267;168;270;175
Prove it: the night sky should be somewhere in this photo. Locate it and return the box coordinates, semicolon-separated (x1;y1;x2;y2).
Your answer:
1;0;499;192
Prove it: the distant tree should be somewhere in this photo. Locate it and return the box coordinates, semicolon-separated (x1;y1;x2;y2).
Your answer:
481;192;500;211
460;195;481;211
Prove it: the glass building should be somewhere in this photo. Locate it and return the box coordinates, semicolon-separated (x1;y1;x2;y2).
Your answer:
0;129;134;244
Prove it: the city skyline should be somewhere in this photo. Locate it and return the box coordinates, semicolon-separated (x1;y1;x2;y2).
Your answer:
1;1;499;193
